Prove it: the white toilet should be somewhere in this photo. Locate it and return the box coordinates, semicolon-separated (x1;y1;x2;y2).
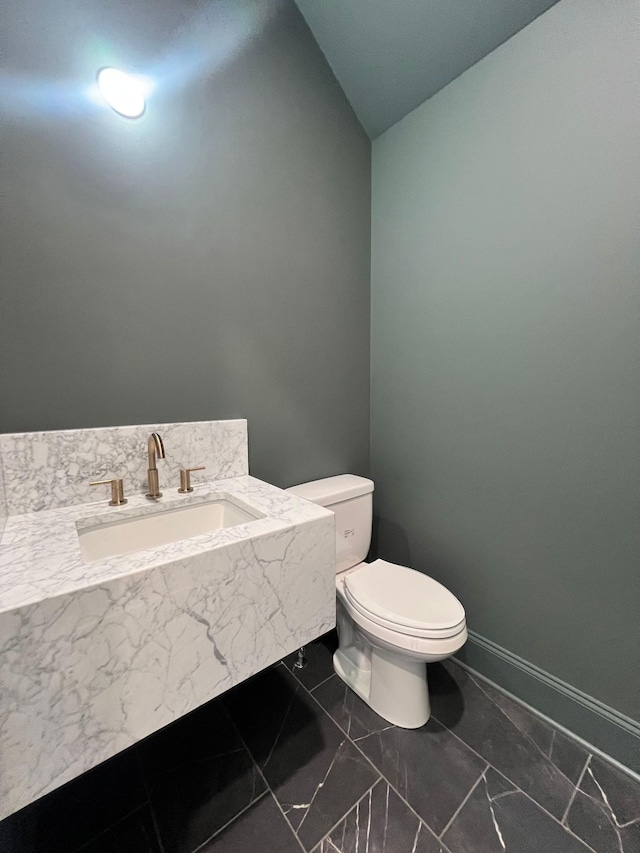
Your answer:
287;475;467;729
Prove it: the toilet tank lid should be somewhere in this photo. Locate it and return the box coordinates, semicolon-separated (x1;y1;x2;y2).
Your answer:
286;474;374;507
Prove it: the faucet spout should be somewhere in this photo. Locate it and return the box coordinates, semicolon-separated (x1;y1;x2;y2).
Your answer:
146;432;165;499
147;432;165;469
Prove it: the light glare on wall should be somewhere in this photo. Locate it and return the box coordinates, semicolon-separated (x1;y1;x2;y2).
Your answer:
97;68;146;118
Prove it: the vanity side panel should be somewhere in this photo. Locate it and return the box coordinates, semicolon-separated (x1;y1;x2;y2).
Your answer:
0;514;334;819
0;419;248;515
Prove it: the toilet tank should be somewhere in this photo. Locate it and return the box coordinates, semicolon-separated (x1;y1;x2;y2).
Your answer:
286;475;374;574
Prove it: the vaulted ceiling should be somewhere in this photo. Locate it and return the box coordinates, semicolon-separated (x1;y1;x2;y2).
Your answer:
295;0;561;138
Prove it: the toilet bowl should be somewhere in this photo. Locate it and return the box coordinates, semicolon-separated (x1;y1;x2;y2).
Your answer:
286;475;467;729
334;559;466;727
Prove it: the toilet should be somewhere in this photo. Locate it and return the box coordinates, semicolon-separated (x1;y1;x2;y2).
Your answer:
286;474;467;729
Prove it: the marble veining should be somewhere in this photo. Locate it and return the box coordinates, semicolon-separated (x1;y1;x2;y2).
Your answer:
0;420;337;821
564;755;640;852
318;780;447;853
0;419;248;515
3;652;639;851
428;661;590;821
441;766;593;852
0;483;335;819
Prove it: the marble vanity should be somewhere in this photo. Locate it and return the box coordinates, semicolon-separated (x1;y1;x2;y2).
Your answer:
0;420;335;820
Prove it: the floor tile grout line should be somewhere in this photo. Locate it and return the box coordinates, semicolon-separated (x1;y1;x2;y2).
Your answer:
309;672;338;694
550;820;599;852
252;770;307;853
134;746;166;853
262;676;301;772
281;656;336;696
568;773;640;830
310;777;382;852
437;765;489;840
295;735;357;838
229;666;403;852
429;711;600;853
561;753;592;825
73;802;156;853
292;657;598;853
282;658;598;853
276;661;411;845
299;678;454;852
452;658;640;787
434;708;555;808
466;670;589;789
188;790;270;853
221;702;307;853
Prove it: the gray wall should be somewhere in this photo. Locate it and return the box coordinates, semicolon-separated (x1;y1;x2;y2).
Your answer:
0;0;371;488
371;0;639;721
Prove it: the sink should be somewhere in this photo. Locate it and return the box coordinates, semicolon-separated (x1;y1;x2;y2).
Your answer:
77;497;262;562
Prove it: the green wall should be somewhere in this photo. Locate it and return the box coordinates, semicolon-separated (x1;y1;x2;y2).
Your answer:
0;0;371;489
371;0;639;721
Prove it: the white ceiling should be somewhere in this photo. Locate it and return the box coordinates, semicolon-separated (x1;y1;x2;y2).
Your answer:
295;0;561;138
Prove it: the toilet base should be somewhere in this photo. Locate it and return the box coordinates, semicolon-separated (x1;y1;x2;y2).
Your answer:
333;644;430;729
333;580;466;730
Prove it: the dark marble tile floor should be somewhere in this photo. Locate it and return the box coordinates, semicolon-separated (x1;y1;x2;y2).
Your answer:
223;665;379;851
1;633;638;853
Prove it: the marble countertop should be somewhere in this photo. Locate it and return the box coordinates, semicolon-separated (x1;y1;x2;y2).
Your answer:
0;475;332;614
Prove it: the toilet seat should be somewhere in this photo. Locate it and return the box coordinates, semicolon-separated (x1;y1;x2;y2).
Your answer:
336;578;467;660
343;559;466;639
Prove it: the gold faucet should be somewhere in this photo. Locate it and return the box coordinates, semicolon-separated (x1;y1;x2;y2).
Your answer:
146;432;165;499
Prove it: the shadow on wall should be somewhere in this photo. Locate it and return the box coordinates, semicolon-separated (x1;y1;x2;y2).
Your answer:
371;514;412;566
375;511;477;613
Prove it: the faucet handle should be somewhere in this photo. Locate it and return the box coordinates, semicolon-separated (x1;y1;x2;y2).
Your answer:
90;478;128;506
178;466;206;493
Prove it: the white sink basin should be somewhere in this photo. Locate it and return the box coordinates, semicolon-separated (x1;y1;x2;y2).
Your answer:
78;497;262;562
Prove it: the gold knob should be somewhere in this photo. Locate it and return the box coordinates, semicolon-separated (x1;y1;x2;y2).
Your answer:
178;466;206;493
90;478;128;506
